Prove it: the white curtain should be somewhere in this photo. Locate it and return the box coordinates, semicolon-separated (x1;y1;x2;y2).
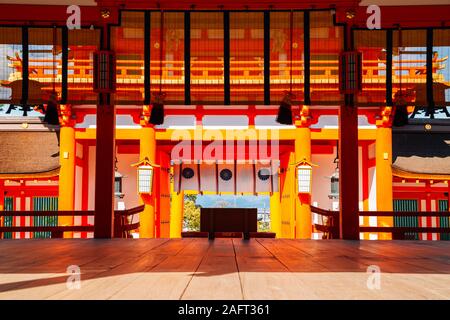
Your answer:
173;161;279;193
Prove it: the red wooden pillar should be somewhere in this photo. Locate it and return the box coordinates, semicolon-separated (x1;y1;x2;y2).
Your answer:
338;24;360;240
0;180;3;209
448;182;450;209
94;22;116;238
339;106;360;240
425;181;432;241
94;104;116;238
0;180;4;239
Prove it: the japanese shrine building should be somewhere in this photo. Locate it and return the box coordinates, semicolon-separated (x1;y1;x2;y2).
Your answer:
0;0;449;240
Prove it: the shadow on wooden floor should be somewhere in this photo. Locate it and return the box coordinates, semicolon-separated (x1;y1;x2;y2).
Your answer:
0;239;449;299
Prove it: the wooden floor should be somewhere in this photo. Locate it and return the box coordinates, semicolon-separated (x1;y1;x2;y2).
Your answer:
0;238;449;300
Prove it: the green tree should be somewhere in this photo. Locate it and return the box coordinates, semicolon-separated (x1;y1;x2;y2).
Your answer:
184;194;197;202
183;195;200;231
258;221;271;232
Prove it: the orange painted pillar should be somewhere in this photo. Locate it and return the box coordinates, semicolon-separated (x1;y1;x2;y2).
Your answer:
376;125;393;240
158;151;171;238
295;126;312;239
270;191;281;237
279;152;296;238
361;142;370;240
170;188;184;238
139;125;156;238
58;105;75;238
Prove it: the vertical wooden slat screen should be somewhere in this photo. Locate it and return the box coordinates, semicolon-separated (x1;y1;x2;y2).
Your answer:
263;11;270;105
386;29;393;106
190;12;224;104
269;11;304;104
67;28;100;104
426;28;434;111
32;196;58;239
61;27;68;104
438;200;449;240
432;29;450;115
354;30;387;106
150;12;185;104
229;12;264;104
3;197;14;239
309;11;343;105
1;11;446;109
111;11;145;104
0;27;23;104
224;11;230;105
184;11;190;105
392;30;427;108
28;28;62;105
393;199;419;240
21;26;28;107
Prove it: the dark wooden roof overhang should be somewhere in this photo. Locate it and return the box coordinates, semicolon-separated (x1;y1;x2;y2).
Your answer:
0;131;60;179
392;131;450;180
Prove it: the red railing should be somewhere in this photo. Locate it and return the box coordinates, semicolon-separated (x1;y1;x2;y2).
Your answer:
0;205;144;239
311;205;340;239
359;211;450;240
312;206;450;240
113;205;143;238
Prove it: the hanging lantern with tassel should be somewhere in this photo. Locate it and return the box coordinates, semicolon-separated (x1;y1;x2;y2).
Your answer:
149;91;166;125
43;91;60;125
149;10;166;126
392;28;409;127
276;91;295;125
392;90;411;127
276;11;295;126
329;141;339;200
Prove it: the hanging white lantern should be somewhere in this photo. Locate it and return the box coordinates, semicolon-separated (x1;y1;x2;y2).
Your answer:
115;171;124;198
329;168;339;199
297;164;312;194
132;157;158;195
137;165;154;194
329;144;339;200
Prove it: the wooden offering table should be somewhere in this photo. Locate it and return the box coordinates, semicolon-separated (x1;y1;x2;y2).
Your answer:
200;208;258;240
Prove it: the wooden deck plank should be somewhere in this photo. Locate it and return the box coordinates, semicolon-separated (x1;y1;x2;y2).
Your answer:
256;238;312;258
256;239;329;272
233;239;322;299
232;238;273;258
180;238;242;300
0;239;170;299
205;238;236;257
109;239;203;299
109;255;204;299
45;239;171;300
0;239;448;300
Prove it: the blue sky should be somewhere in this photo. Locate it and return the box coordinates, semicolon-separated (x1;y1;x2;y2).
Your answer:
196;194;270;209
